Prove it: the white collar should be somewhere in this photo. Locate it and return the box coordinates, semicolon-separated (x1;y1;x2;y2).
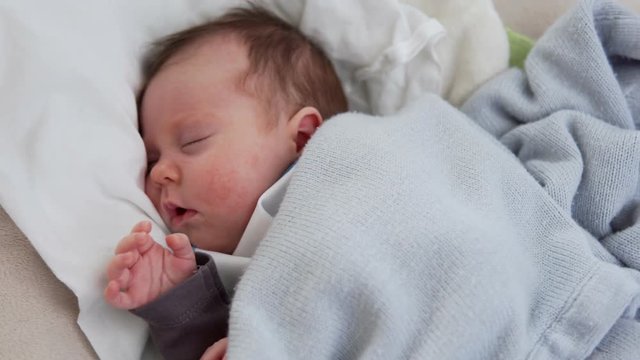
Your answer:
197;166;294;293
232;166;293;257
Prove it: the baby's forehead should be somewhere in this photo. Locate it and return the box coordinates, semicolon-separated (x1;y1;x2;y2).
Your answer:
165;32;248;68
142;32;287;129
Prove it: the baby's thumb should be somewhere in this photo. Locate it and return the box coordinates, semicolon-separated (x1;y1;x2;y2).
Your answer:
166;233;194;259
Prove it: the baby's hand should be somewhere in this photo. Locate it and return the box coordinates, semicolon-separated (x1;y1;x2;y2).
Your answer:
200;337;228;360
104;220;196;309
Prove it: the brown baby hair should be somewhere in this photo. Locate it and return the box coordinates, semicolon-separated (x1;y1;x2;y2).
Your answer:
140;4;348;122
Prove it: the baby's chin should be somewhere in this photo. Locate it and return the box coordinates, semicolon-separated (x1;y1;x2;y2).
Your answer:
180;226;240;255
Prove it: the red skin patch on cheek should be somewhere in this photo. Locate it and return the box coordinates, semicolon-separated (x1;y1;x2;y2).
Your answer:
201;167;252;213
248;152;260;167
202;168;233;205
204;166;256;242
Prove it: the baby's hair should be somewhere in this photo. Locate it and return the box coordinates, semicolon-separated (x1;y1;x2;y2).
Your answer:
141;4;348;121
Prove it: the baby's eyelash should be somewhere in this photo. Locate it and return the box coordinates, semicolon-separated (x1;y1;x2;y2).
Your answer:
184;138;203;147
182;136;210;149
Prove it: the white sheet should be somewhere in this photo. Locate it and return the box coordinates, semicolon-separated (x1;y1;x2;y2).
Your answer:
0;0;506;359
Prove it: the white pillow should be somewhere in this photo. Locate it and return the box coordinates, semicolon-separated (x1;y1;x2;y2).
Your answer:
0;0;505;359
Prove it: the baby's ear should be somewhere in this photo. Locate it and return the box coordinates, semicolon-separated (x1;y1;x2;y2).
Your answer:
288;107;323;154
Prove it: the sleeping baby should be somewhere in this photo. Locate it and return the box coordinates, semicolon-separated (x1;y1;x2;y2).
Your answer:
103;5;347;360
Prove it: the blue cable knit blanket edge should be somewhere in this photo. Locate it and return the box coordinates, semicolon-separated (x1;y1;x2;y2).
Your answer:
228;0;640;358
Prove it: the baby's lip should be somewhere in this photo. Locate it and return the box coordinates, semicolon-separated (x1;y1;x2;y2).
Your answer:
163;201;197;228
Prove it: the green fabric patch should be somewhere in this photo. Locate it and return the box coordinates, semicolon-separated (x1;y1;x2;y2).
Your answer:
507;28;534;69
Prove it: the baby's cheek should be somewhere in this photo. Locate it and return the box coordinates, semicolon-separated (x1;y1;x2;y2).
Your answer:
144;180;162;210
199;167;252;211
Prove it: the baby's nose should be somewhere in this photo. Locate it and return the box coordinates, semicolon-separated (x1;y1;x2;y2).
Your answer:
149;158;180;185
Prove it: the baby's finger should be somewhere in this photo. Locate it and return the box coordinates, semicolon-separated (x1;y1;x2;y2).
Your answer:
135;232;156;255
106;252;137;282
104;280;121;306
115;232;139;254
199;338;228;360
115;232;154;254
166;233;195;260
130;220;152;234
104;280;136;309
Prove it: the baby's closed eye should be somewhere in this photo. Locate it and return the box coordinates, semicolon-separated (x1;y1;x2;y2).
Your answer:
181;135;211;153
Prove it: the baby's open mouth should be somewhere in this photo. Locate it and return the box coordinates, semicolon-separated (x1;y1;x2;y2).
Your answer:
164;203;197;227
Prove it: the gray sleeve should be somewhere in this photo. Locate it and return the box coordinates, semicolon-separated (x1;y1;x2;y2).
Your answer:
132;252;230;360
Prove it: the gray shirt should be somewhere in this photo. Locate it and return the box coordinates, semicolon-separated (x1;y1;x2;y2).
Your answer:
132;252;228;360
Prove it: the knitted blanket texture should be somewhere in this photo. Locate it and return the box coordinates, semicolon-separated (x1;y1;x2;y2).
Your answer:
228;0;640;358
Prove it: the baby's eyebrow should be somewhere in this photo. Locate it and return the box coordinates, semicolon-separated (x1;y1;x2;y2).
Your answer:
177;120;216;141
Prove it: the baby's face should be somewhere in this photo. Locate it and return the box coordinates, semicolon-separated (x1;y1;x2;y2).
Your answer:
140;36;297;253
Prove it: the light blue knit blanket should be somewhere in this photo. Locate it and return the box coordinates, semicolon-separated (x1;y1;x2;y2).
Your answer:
228;0;640;358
